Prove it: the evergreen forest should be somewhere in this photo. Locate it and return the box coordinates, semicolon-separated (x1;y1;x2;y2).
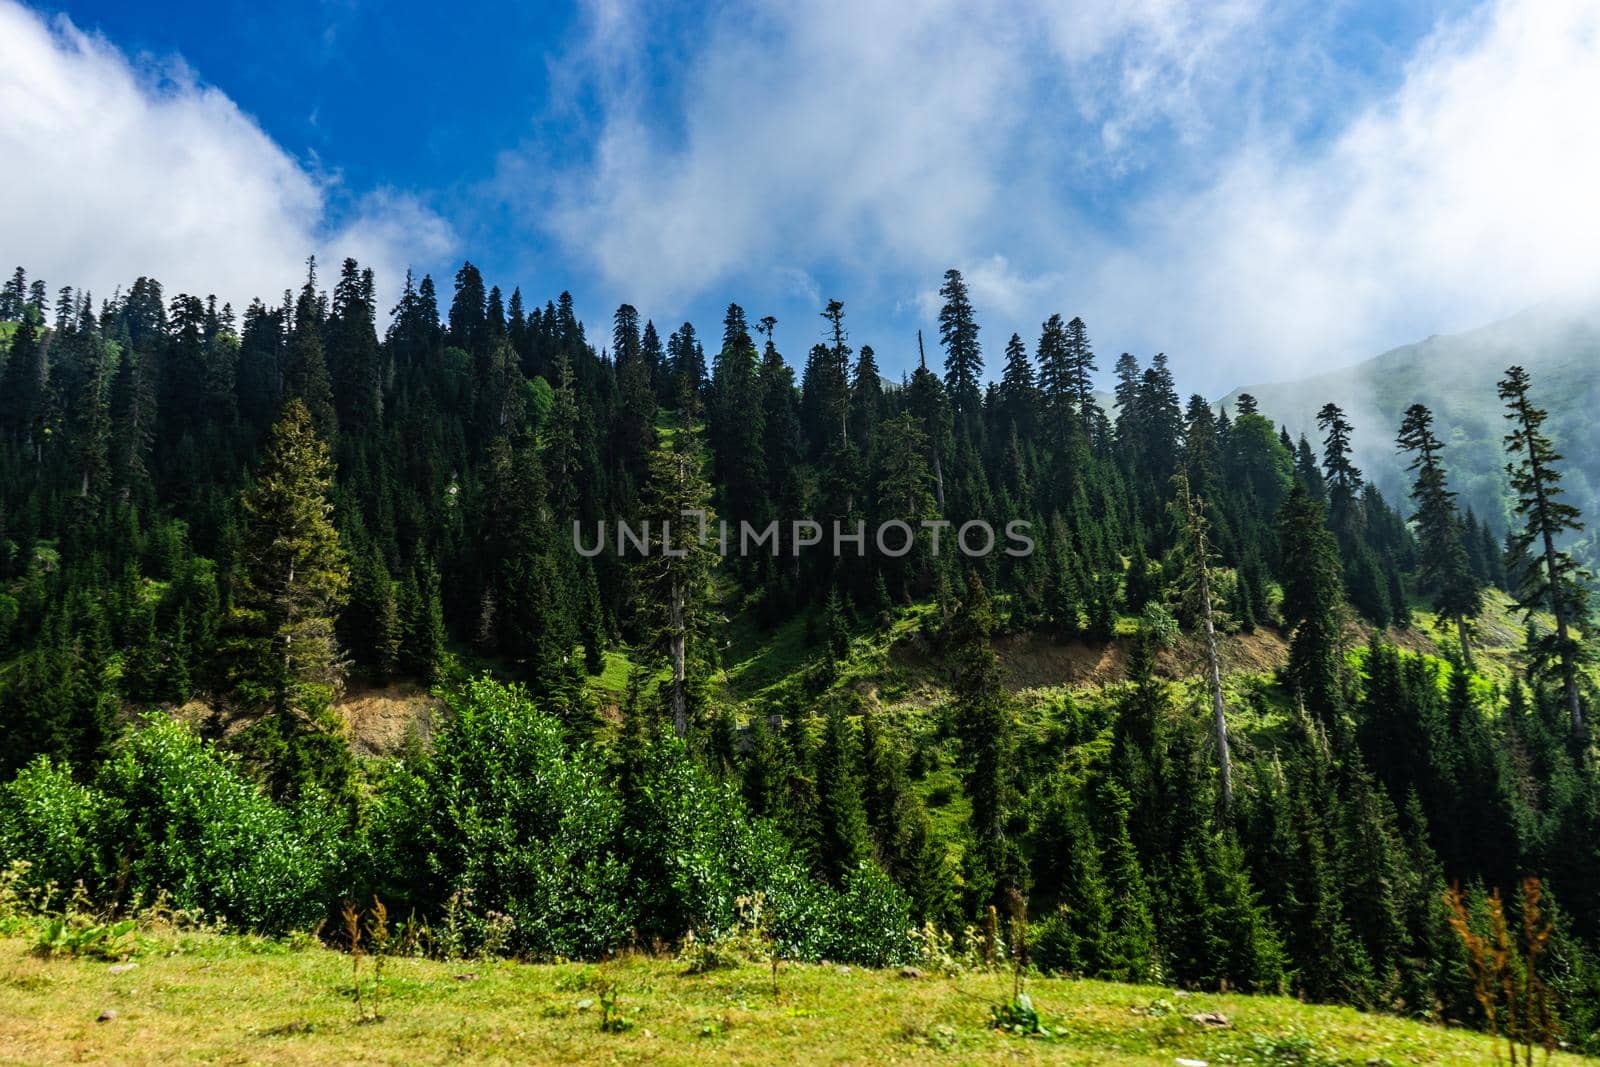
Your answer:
1;259;1597;1049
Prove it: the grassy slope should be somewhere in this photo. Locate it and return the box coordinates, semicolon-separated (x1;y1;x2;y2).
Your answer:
2;931;1586;1066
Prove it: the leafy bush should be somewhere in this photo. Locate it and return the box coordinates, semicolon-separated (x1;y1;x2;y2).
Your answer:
627;726;910;966
2;679;914;968
0;758;109;894
100;717;343;931
371;677;632;959
1030;906;1078;975
818;863;914;967
0;719;343;933
626;727;805;946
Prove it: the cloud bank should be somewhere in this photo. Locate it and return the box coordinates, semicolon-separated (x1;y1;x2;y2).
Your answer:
0;1;454;311
5;0;1596;396
540;0;1600;392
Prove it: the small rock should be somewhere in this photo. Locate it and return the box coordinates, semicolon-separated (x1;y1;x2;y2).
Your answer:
1187;1011;1231;1029
836;965;852;975
96;1009;117;1023
107;963;138;975
640;1029;655;1039
898;966;924;979
1175;1059;1208;1067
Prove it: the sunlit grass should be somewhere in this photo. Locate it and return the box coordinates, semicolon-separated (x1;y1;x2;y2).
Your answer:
1;930;1583;1065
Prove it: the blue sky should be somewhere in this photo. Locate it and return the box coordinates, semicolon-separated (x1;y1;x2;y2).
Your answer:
4;0;1599;394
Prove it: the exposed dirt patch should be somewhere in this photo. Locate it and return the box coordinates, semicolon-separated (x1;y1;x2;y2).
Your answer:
143;681;439;758
996;634;1129;689
992;627;1294;692
339;682;440;757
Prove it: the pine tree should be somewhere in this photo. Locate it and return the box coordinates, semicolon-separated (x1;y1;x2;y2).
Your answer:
543;352;584;517
743;706;787;820
328;259;382;435
345;541;400;678
1035;314;1071;422
615;316;658;485
283;260;337;442
1112;351;1143;458
0;316;44;458
66;324;111;528
1063;316;1099;422
1136;354;1183;485
949;572;1017;907
1278;483;1345;720
1498;365;1589;734
1397;403;1482;670
224;398;351;798
938;269;982;415
447;261;488;354
762;336;804;514
1174;471;1233;811
907;336;952;511
668;321;707;410
1316;403;1363;536
710;303;767;524
816;700;872;884
402;559;448;684
109;333;157;506
848;342;883;450
873;412;938;596
0;266;24;320
479;436;577;703
636;426;718;736
996;332;1037;436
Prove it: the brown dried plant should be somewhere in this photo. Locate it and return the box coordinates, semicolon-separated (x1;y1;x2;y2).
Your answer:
1444;878;1557;1066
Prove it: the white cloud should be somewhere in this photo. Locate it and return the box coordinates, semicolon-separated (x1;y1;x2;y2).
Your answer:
1084;0;1600;390
0;1;454;311
916;256;1067;327
537;0;1267;318
536;0;1600;393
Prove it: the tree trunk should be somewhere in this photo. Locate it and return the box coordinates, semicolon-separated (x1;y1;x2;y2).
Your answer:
1522;417;1584;734
1542;519;1583;734
1455;614;1476;675
1200;562;1232;812
670;579;687;737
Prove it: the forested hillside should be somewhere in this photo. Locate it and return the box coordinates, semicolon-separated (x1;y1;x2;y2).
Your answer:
1;259;1597;1051
1224;302;1600;567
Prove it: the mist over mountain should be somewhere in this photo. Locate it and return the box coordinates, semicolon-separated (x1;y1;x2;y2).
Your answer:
1223;302;1600;561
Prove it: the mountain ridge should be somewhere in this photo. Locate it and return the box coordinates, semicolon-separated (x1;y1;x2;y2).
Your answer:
1220;301;1600;560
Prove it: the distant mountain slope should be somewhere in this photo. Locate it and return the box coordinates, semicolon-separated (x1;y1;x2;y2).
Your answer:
1221;303;1600;561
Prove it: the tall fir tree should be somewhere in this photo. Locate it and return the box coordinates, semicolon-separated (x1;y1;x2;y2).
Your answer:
636;426;718;736
224;398;352;799
1397;403;1482;670
1498;365;1590;733
1278;483;1346;720
938;269;982;415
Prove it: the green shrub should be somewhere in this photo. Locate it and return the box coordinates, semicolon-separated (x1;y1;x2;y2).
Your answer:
33;912;140;960
0;757;109;895
92;716;344;932
376;676;632;959
0;720;342;933
818;863;913;967
628;727;910;966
